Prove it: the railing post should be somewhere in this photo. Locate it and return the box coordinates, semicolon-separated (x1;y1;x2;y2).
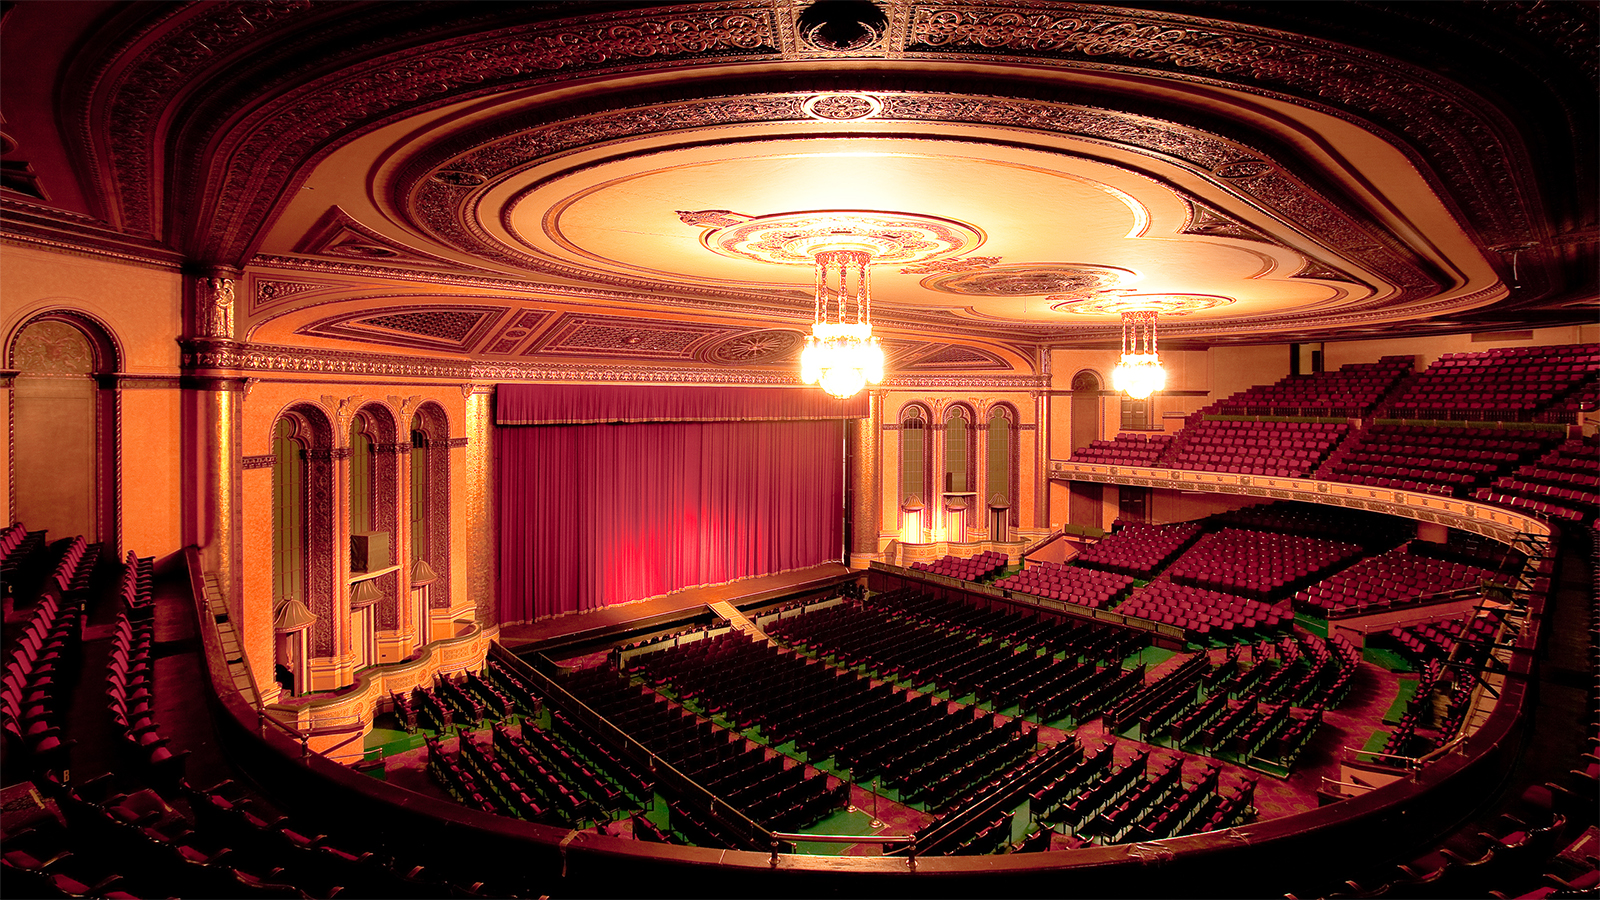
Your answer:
770;839;781;868
908;837;917;871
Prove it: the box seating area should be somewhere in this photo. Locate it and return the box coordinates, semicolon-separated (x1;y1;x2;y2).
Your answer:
1215;357;1415;417
1069;432;1174;466
1165;528;1365;602
1163;420;1349;477
1075;521;1204;577
1382;344;1600;421
1291;545;1503;617
561;662;842;840
910;550;1008;581
1113;581;1291;638
1316;423;1564;496
993;562;1135;609
1473;436;1600;524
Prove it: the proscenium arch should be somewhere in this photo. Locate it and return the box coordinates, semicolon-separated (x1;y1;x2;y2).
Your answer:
6;308;123;550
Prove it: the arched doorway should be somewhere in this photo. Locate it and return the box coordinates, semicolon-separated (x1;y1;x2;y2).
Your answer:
1069;371;1104;529
8;311;120;547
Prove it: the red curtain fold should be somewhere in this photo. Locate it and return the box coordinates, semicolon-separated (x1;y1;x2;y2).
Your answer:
496;383;867;425
497;419;844;623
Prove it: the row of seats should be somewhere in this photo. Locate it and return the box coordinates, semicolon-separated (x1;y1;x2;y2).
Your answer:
1164;420;1349;477
1473;436;1600;525
1165;527;1364;601
1381;608;1504;663
1069;432;1173;466
1382;343;1599;421
107;606;189;792
0;523;48;603
1291;545;1501;617
1075;521;1204;576
562;663;843;839
993;562;1135;609
909;550;1009;581
1318;424;1565;497
1215;357;1414;417
1113;580;1291;637
1210;501;1411;549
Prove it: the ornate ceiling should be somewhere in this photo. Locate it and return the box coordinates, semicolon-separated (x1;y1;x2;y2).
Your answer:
2;1;1595;381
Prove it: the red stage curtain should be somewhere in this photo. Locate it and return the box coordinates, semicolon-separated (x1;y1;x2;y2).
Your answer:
497;418;844;622
496;384;866;425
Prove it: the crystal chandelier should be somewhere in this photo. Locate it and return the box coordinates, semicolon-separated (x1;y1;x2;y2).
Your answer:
1111;309;1166;399
800;248;884;399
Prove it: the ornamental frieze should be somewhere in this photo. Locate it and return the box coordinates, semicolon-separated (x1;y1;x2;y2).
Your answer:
79;1;1547;287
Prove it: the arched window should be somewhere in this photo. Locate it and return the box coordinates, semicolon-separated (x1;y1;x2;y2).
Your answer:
410;402;452;632
944;406;971;493
349;420;374;535
8;311;120;548
1071;370;1102;452
898;405;930;542
270;404;333;696
986;405;1016;539
272;418;306;606
411;420;428;560
944;405;976;542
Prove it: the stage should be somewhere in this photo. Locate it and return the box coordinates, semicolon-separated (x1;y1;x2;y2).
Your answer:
496;562;858;656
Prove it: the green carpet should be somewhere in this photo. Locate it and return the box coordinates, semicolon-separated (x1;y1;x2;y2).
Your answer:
790;808;877;856
1363;645;1415;672
1294;613;1328;637
1354;730;1391;764
1383;677;1420;724
1127;646;1176;668
364;723;428;759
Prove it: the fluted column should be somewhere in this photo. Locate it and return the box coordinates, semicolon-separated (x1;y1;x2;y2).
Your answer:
180;268;249;681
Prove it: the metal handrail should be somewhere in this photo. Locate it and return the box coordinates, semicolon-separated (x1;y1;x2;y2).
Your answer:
768;834;917;869
491;644;781;854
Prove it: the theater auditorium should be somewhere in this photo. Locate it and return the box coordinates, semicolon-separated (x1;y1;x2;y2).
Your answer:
1;2;1596;897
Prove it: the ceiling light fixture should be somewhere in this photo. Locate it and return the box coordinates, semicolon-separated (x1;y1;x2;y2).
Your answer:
1112;309;1166;399
801;248;884;399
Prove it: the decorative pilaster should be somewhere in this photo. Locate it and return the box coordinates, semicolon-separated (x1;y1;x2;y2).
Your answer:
1035;387;1050;529
848;390;880;567
463;384;495;628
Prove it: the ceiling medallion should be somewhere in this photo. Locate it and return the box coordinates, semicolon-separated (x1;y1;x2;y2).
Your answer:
686;209;982;398
924;263;1136;297
802;93;883;121
703;329;805;365
1051;293;1234;316
694;210;984;266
